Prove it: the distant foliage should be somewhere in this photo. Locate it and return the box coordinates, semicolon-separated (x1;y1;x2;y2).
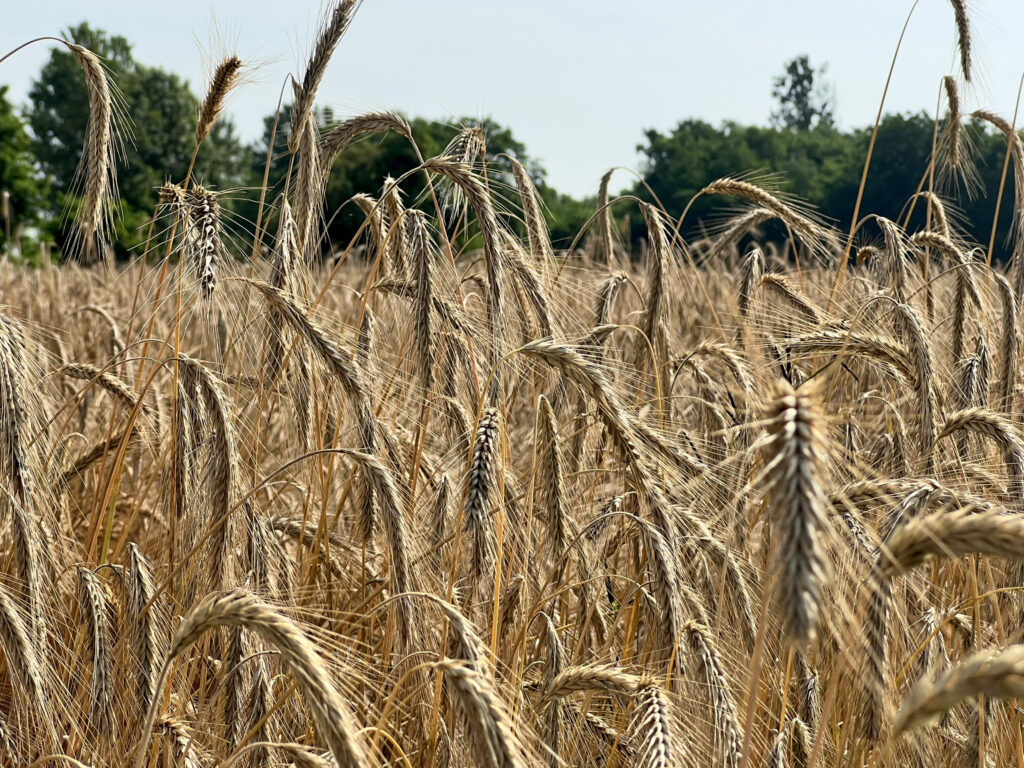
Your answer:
0;86;48;255
771;54;835;131
636;113;1022;264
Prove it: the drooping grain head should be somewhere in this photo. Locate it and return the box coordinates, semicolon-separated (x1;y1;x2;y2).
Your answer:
68;44;114;262
950;0;972;82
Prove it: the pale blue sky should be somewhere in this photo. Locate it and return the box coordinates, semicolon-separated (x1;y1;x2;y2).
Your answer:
2;1;1023;197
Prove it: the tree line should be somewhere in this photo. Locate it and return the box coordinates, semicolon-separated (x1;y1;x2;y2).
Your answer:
636;114;1018;262
0;26;1019;263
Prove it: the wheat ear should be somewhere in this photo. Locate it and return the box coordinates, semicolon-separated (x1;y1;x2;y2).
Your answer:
895;644;1024;735
631;681;677;768
439;660;529;768
77;566;114;737
137;589;366;768
950;0;972;81
196;56;242;143
759;379;829;648
464;407;500;578
289;0;359;153
69;44;114;261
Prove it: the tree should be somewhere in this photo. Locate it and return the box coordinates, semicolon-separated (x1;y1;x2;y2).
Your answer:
0;86;49;257
633;109;1024;265
248;110;548;259
771;55;834;132
26;23;253;256
634;118;854;246
537;183;594;250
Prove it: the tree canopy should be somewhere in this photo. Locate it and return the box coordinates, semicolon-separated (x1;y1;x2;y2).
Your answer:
0;85;48;255
771;54;835;131
632;112;1018;263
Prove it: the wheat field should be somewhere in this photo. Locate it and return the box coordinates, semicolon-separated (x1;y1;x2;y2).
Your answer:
2;1;1024;766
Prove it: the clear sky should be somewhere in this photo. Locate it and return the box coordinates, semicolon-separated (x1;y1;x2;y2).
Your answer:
2;1;1023;197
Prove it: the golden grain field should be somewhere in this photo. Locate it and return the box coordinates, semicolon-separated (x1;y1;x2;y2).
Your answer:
2;1;1021;766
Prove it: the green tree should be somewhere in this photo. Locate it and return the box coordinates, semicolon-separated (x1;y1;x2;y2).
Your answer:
771;55;834;131
537;184;594;250
0;86;49;257
823;113;934;230
27;23;252;256
634;109;1024;266
634;118;854;246
249;111;550;259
